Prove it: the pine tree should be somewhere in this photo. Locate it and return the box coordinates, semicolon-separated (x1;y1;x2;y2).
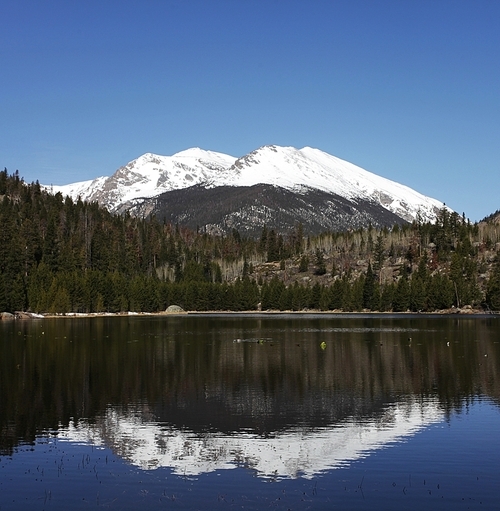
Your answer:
267;229;279;262
259;225;268;253
279;286;292;310
486;257;500;311
42;217;60;273
319;286;331;311
393;275;410;312
371;281;381;311
50;285;71;314
309;282;322;309
314;249;326;275
410;275;427;311
363;262;375;309
298;255;309;273
291;282;310;311
340;277;352;311
350;276;364;311
379;282;395;312
427;274;454;310
373;234;385;273
329;279;345;310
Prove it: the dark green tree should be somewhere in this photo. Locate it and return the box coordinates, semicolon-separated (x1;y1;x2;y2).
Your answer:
363;262;376;309
267;229;280;262
314;249;326;275
486;257;500;311
298;255;309;273
393;275;410;312
309;282;322;309
373;234;385;273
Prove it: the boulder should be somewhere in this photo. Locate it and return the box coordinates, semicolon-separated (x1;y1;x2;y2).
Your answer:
165;305;186;314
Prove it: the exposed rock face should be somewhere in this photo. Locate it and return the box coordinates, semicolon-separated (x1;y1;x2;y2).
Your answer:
125;183;405;237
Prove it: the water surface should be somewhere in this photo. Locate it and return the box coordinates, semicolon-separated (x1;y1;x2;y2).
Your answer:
1;314;499;509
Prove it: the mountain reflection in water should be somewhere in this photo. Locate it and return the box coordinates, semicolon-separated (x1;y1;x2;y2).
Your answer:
59;397;443;478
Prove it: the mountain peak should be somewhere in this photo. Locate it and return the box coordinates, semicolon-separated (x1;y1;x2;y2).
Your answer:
46;145;449;229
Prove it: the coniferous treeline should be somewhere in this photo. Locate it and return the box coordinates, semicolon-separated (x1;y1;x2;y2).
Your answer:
1;169;500;314
0;170;273;313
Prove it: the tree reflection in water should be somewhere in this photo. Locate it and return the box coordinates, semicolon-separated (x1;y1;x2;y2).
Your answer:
1;314;499;455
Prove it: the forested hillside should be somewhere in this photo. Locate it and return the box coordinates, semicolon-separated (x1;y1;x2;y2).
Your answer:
1;169;500;314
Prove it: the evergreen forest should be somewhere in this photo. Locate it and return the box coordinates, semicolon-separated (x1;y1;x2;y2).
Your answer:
1;169;500;315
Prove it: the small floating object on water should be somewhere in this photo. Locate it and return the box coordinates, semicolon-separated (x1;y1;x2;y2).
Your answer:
320;341;327;350
234;338;269;343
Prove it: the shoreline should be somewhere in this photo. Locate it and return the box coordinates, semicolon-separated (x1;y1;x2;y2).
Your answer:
4;308;498;320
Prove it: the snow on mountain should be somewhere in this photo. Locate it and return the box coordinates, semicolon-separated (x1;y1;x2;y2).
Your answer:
213;145;445;222
49;175;108;202
48;145;447;223
51;148;236;211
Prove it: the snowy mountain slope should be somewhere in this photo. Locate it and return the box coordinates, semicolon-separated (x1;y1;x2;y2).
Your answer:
212;145;445;223
51;149;236;211
48;175;108;201
48;145;448;224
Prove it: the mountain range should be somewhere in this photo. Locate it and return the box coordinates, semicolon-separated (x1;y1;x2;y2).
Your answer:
49;145;448;236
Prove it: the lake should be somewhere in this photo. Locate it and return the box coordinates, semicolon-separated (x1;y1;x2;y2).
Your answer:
1;313;499;510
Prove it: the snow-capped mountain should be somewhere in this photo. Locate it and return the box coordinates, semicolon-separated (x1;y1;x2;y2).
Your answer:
49;145;448;234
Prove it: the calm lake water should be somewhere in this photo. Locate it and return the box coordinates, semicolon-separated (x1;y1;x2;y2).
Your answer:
1;314;499;510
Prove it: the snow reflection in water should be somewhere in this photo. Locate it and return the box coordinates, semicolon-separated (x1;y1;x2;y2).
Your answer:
59;397;443;479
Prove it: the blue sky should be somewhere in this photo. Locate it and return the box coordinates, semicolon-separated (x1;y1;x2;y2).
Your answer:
1;0;499;221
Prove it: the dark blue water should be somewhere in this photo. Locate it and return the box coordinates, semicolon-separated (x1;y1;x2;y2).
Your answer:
1;314;499;510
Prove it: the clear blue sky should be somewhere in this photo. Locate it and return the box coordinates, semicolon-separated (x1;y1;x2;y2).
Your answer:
1;0;499;221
